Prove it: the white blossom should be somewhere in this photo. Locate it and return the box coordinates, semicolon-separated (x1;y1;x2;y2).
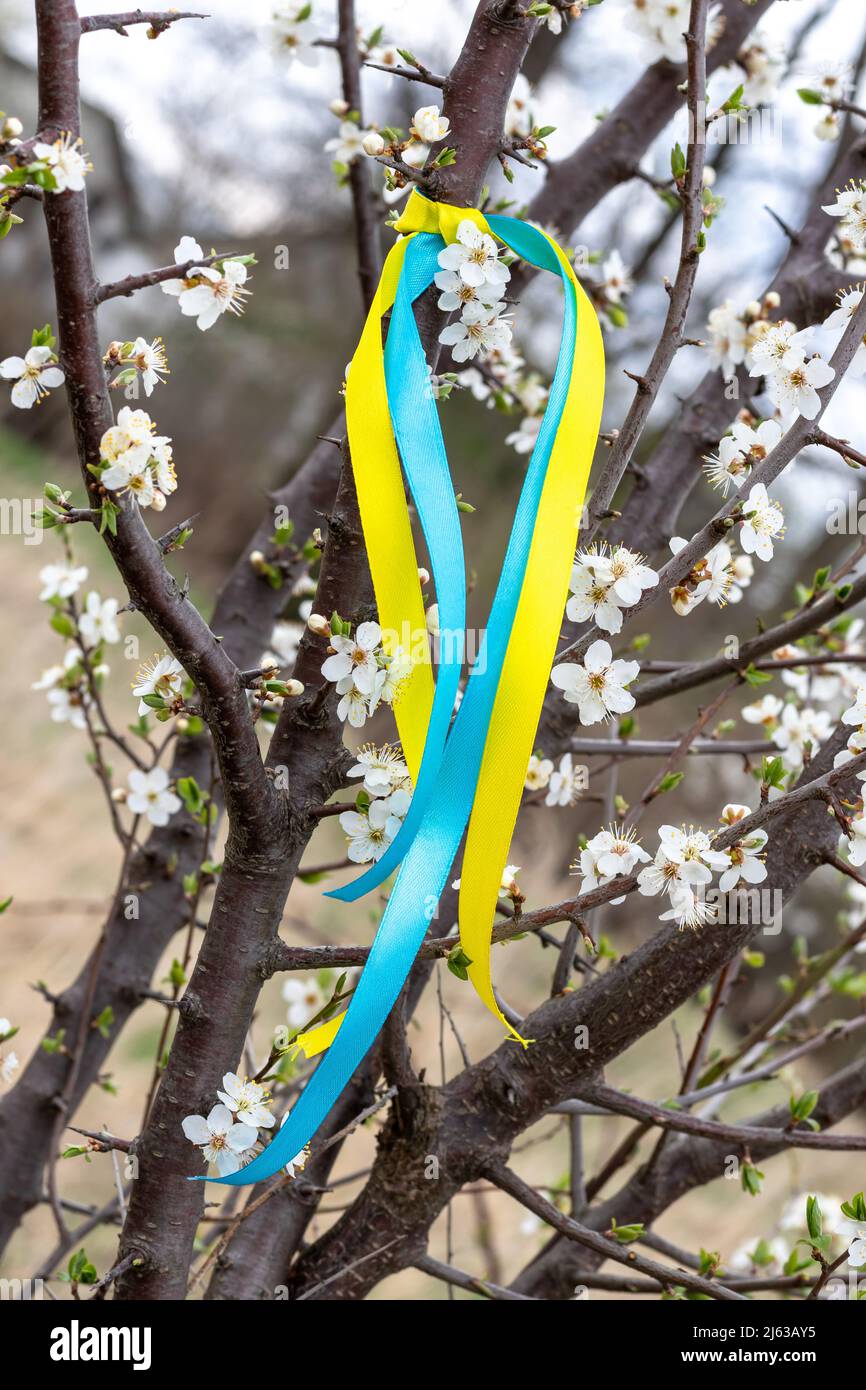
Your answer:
439;301;513;363
321;621;382;695
32;131;91;192
578;824;650;904
436;220;510;293
550;639;640;726
706;300;748;380
339;787;411;862
271;4;320;66
0;345;64;409
283;975;326;1031
505;416;542;455
78;592;121;647
544;752;584;807
126;767;182;826
216;1072;275;1130
565;560;628;635
39;561;87;602
181;1104;258;1177
703;417;782;496
411;105;450;143
739;483;784;562
772;703;833;771
347;743;410;797
325;120;374;164
823;182;866;252
741;693;783;729
524;752;554;791
132;653;185;714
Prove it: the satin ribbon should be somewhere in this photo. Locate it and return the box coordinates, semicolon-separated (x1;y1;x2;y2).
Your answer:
205;192;604;1187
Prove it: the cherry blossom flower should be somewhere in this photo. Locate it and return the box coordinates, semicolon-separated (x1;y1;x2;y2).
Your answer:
703;418;782;496
283;975;326;1031
577;825;650;903
325;120;375;164
434;266;502;314
544;752;585;807
32;131;91;192
126;767;182;827
766;353;835;420
411;105;450;144
638;825;724;928
734;33;786;107
78;592;121;647
439;301;513;363
39;561;87;602
848;1235;866;1268
180;259;250;331
524;752;553;791
566;560;628;635
132;653;185;714
840;814;866;868
714;823;768;892
706;300;748;380
321;621;382;695
32;650;98;730
505;416;543;455
821;289;866;377
739;483;784;562
668;538;734;614
126;337;169;396
217;1073;275;1130
623;0;721;64
0;1047;18;1085
599;250;633;304
347;743;410;797
823;181;866;252
0;345;64;408
550;640;640;726
271;4;320;66
181;1104;258;1177
437;221;510;293
772;704;833;771
339;788;411;862
741;693;783;729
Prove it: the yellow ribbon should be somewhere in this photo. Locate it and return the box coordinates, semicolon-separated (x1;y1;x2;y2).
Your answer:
293;195;604;1062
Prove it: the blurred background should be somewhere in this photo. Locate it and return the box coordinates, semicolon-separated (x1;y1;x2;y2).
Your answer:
2;0;866;1297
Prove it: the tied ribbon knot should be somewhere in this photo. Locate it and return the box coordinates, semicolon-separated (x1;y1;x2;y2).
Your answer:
203;190;604;1188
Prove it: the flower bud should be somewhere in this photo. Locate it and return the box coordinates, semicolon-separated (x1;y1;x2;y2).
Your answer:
306;612;330;636
701;165;716;188
1;116;23;140
284;679;305;697
249;549;268;574
764;290;781;309
417;567;430;586
329;99;350;116
150;489;167;512
362;130;385;156
111;787;127;803
175;715;190;733
745;300;762;319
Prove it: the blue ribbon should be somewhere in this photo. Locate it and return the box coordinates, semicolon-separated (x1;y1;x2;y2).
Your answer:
205;219;578;1186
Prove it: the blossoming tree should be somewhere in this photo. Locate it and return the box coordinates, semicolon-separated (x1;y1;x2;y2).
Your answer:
3;0;866;1303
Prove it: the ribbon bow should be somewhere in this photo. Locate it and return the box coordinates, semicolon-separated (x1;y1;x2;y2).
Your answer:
206;190;604;1187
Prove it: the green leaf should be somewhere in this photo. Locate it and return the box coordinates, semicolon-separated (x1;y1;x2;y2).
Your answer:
743;662;773;687
741;1161;764;1196
67;1249;98;1285
609;1220;645;1244
657;771;684;794
797;87;824;105
790;1089;819;1124
806;1194;823;1241
670;142;686;180
447;945;473;981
